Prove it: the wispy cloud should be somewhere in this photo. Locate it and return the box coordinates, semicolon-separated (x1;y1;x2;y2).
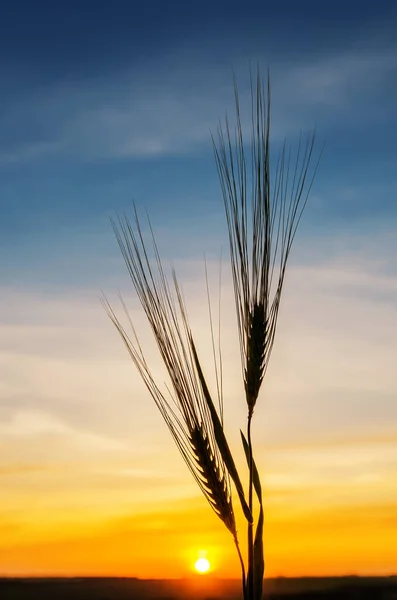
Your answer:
274;48;397;108
1;44;396;164
1;227;396;451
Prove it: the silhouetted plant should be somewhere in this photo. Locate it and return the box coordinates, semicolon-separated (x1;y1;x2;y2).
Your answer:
105;69;321;600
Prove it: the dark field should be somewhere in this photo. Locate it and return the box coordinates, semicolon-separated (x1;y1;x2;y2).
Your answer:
1;577;397;600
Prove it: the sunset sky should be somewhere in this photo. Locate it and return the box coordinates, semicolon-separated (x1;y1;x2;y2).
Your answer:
1;0;397;579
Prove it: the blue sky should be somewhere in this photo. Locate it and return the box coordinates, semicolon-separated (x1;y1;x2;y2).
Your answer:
1;0;396;280
1;0;397;577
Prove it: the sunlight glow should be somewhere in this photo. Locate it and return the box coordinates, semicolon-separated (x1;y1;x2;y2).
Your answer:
194;557;210;574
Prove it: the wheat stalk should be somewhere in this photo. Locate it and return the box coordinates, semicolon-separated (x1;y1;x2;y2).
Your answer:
212;68;322;600
213;69;321;413
103;209;248;586
106;69;321;600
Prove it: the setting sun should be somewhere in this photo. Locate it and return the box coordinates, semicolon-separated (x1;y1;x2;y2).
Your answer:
194;557;210;574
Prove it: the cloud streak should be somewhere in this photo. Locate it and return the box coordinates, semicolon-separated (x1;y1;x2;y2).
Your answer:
1;44;396;165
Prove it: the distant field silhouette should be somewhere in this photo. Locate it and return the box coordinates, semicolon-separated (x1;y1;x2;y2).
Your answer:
1;577;397;599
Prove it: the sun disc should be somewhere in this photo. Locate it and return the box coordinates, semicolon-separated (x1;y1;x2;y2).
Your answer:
194;557;210;574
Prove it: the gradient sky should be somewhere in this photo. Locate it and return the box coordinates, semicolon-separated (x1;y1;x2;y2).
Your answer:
1;0;397;579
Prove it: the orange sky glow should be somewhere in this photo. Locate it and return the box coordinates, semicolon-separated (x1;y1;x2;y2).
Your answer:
1;251;397;579
1;492;396;578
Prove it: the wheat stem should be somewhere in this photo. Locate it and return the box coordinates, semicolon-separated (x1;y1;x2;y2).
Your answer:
234;534;247;599
247;410;254;600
